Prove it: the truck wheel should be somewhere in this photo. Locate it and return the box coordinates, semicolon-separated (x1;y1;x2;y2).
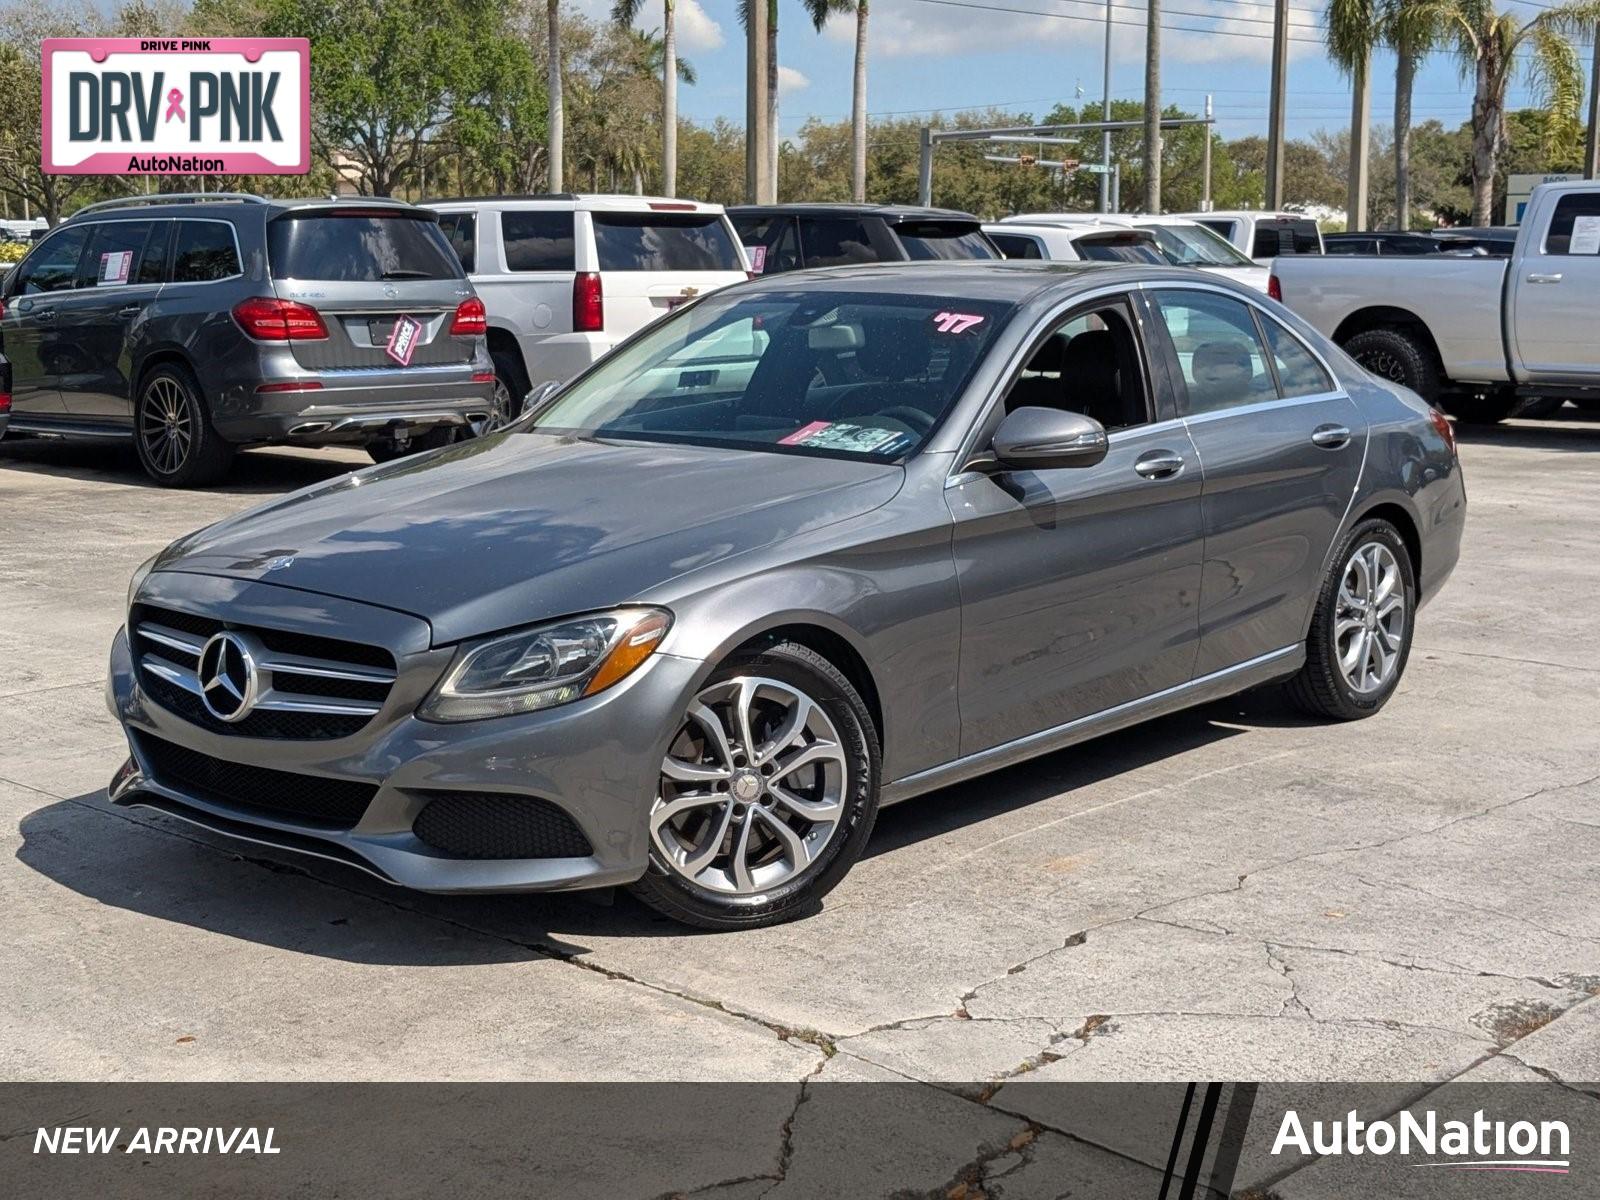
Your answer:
1440;390;1517;425
1342;328;1440;403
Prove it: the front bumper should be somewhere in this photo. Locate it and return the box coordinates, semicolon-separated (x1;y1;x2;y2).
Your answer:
106;575;704;893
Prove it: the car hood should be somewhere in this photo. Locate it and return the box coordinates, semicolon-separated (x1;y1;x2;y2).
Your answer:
156;432;905;645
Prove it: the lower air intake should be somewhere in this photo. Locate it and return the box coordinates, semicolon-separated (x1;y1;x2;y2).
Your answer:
412;793;594;860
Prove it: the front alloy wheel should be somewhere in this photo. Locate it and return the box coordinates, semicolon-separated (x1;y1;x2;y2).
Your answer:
630;640;880;929
1333;541;1407;694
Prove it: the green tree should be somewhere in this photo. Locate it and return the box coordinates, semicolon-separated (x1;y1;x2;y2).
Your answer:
802;0;864;202
611;0;686;196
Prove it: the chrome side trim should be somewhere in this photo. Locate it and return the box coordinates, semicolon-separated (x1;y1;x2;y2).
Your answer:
880;645;1304;806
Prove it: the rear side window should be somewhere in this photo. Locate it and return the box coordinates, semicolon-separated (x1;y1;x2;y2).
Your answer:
171;221;241;283
1543;192;1600;255
592;212;742;271
436;212;477;273
989;233;1042;260
798;217;879;268
267;213;461;281
896;222;998;261
14;226;89;294
137;222;172;283
77;221;153;287
1196;219;1237;243
502;210;576;271
734;214;800;274
1260;315;1336;397
1251;220;1322;257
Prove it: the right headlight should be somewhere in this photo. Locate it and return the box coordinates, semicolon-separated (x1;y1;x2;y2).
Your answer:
418;607;672;722
127;552;160;612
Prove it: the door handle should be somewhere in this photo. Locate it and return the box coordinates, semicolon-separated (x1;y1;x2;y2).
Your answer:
1526;272;1563;284
118;304;142;316
1133;449;1185;479
1311;424;1351;449
34;308;56;322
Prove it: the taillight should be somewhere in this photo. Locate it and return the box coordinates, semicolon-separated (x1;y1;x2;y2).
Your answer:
1428;407;1457;456
450;296;486;336
573;272;604;333
254;380;323;393
471;371;495;384
1267;274;1282;302
232;297;328;341
0;392;10;414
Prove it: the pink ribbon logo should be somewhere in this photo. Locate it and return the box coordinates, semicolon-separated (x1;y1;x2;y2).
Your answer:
164;88;185;123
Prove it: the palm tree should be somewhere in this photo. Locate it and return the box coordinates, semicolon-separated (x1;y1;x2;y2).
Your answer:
804;0;865;202
738;0;781;199
1442;0;1600;224
611;0;685;196
547;0;563;191
1325;0;1446;231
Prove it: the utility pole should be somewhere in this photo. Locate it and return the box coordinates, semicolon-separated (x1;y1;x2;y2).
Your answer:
1347;45;1371;229
1201;94;1212;212
1264;0;1288;208
1143;0;1161;213
1586;32;1600;179
1100;0;1113;213
746;0;771;203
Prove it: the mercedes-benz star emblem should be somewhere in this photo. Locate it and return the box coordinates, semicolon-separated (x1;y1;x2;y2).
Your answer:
198;632;259;722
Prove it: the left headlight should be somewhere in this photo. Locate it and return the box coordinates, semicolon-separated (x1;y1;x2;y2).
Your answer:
127;553;160;612
418;607;673;723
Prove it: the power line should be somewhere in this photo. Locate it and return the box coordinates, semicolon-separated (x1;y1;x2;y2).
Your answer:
905;0;1334;43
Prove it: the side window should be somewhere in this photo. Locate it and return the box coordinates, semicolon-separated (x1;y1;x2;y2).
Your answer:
735;215;800;274
798;217;878;268
1260;314;1336;398
14;225;90;295
1251;226;1284;258
989;233;1042;260
77;220;153;288
171;221;241;282
1152;290;1277;415
1543;192;1600;255
1002;300;1151;431
137;222;172;283
502;210;576;271
437;212;477;273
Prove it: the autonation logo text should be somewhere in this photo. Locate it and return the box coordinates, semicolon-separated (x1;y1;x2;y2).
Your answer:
1272;1108;1571;1175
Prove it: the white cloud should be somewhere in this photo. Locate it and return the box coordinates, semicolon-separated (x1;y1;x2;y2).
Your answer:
778;65;811;95
674;0;726;53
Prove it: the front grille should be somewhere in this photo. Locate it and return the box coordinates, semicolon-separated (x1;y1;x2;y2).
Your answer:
412;793;593;859
134;732;379;828
131;604;396;741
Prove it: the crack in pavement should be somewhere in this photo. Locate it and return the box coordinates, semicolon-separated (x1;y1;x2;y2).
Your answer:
1264;943;1314;1019
1355;872;1600;950
1413;644;1600;676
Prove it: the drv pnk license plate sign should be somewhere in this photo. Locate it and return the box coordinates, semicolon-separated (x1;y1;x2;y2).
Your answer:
43;38;310;175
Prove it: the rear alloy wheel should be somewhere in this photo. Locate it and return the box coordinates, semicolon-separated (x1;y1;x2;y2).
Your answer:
481;347;530;436
630;641;879;929
133;364;235;487
1286;519;1416;721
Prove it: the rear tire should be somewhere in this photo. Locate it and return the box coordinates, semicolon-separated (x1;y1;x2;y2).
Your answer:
1342;327;1440;404
1286;518;1416;721
133;363;235;487
487;347;530;432
629;640;881;930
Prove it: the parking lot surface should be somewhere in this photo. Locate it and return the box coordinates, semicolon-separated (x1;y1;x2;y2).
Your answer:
2;420;1597;1095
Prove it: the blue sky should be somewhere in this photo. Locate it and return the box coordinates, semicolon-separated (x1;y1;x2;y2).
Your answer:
584;0;1587;143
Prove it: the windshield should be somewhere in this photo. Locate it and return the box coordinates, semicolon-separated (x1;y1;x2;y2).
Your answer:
526;290;1014;460
1140;223;1256;267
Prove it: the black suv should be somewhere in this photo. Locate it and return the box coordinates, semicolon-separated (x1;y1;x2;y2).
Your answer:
729;203;999;275
0;193;495;486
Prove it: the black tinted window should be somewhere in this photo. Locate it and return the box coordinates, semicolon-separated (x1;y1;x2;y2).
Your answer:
267;213;460;281
77;221;153;287
1074;233;1167;264
437;212;476;273
15;226;88;294
502;210;576;271
172;221;241;282
799;217;879;267
137;222;171;283
593;213;742;271
896;222;998;261
1544;192;1600;255
1251;220;1322;257
734;214;800;274
989;233;1042;260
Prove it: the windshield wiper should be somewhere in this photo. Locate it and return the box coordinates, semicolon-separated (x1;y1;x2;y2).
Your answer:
379;269;433;280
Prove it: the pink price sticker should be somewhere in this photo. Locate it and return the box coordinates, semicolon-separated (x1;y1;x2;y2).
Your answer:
748;245;767;274
778;420;831;445
932;312;985;334
385;315;423;367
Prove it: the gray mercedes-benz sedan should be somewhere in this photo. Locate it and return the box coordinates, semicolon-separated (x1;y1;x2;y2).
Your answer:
107;263;1465;928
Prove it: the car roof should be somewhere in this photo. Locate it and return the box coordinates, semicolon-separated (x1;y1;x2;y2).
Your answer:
427;193;727;214
1003;212;1211;231
985;222;1156;241
729;259;1250;302
728;202;981;223
62;195;437;224
1188;210;1313;221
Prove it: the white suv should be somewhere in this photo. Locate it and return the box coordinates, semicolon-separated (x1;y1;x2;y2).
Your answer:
429;195;750;415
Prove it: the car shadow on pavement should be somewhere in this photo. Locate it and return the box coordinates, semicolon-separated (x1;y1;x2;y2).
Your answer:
0;437;360;494
1453;410;1600;453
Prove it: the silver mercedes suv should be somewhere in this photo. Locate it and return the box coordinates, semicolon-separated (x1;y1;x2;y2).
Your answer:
0;193;495;486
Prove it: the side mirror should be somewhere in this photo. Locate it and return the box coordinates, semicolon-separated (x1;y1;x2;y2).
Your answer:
514;379;562;424
989;406;1109;470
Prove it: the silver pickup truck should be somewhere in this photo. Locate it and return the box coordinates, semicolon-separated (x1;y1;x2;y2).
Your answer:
1270;180;1600;423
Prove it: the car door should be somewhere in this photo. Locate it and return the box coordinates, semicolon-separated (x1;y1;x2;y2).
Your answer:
0;223;92;419
54;218;166;422
1147;286;1364;677
1506;190;1600;381
945;294;1205;756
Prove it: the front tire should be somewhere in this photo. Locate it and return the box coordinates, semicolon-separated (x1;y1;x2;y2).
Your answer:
1342;327;1440;404
1286;519;1416;721
133;363;235;487
629;640;881;930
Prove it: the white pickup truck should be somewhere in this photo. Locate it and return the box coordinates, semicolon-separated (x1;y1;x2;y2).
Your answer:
1269;179;1600;423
